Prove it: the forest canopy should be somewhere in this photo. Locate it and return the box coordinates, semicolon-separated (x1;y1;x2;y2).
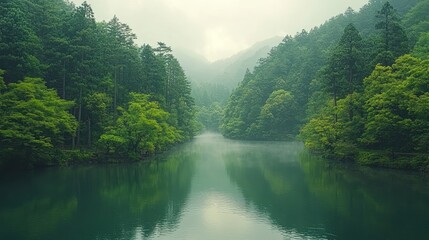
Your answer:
0;0;197;168
221;0;429;170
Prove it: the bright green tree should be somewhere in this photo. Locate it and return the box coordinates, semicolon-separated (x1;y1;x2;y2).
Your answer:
250;90;297;139
98;93;182;159
361;55;429;152
0;77;77;167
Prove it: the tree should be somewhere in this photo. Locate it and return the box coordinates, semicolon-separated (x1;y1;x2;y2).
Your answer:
84;92;113;146
0;70;5;92
361;55;429;152
0;0;43;82
163;55;196;138
374;1;409;65
196;102;223;131
140;45;166;101
98;93;182;159
320;23;364;120
338;24;364;93
250;90;297;139
412;32;429;59
402;0;429;45
104;15;140;108
0;77;77;167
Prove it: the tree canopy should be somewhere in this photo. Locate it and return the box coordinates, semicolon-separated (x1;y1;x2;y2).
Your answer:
0;76;77;167
221;0;429;170
0;0;196;168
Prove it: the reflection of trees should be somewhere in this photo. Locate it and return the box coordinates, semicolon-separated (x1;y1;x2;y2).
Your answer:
300;152;429;240
0;196;77;239
224;142;331;239
0;146;195;240
91;150;196;239
0;170;80;240
226;143;429;240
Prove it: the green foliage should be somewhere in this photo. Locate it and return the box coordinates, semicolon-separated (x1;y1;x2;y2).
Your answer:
374;1;409;66
302;54;429;164
0;77;77;167
0;0;196;167
98;93;182;159
196;102;224;131
0;0;43;81
192;82;230;107
249;90;297;139
0;70;5;91
361;55;429;152
221;0;428;170
300;115;338;154
403;0;429;45
222;0;409;140
412;32;429;59
140;43;197;139
318;23;365;109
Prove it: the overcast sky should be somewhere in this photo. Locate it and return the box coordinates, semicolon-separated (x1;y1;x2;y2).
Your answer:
70;0;369;62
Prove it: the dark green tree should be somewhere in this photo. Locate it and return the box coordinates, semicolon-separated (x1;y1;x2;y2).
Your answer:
140;44;166;102
374;1;409;65
0;0;43;82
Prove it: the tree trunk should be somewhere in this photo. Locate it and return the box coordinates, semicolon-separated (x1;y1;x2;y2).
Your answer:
114;67;117;110
88;118;91;148
62;60;66;99
77;86;82;147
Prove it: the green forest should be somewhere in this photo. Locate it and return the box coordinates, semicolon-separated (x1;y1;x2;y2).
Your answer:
0;0;197;168
221;0;429;170
1;0;429;171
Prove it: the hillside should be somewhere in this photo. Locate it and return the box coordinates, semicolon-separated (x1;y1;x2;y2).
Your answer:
210;36;283;90
221;0;429;170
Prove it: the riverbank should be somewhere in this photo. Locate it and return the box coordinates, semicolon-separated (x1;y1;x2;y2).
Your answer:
0;146;173;171
356;150;429;172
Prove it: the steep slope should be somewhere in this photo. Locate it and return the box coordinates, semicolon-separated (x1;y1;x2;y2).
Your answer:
221;0;421;140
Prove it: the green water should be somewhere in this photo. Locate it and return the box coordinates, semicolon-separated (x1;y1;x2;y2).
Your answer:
1;133;429;240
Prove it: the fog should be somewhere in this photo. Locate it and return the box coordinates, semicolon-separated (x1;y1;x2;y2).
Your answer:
71;0;369;61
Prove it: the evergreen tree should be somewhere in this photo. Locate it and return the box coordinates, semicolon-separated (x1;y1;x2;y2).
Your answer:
0;0;43;82
374;1;409;65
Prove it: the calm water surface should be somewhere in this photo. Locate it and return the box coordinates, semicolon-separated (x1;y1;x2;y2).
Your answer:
1;133;429;240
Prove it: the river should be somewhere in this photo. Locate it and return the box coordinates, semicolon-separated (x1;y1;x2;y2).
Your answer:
1;133;429;240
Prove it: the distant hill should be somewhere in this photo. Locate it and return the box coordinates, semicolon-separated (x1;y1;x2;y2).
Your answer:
173;48;212;83
210;36;283;89
175;36;283;90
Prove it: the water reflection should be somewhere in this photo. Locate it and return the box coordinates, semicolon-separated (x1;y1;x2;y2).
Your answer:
2;134;429;240
224;141;332;239
225;142;429;240
301;152;429;240
0;145;195;240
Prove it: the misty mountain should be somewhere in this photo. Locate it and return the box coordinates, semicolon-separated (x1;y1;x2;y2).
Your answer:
175;36;283;90
173;48;212;83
